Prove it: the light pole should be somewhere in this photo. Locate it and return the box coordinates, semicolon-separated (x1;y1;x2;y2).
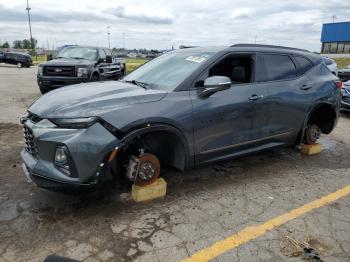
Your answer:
107;25;111;49
26;0;34;50
332;15;337;23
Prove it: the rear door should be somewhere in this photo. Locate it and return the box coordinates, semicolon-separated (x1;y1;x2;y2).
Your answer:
255;53;312;142
4;53;16;65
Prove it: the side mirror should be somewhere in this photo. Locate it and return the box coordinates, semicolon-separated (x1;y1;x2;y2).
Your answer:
199;76;232;97
105;55;112;63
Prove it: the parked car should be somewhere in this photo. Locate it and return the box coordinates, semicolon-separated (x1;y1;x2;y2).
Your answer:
322;56;338;76
37;46;126;94
341;80;350;112
21;44;341;191
0;51;32;68
338;65;350;82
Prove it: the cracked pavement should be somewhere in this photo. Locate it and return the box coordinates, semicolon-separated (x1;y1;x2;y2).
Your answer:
1;65;350;261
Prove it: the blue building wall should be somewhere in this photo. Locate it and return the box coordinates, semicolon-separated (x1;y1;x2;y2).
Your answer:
321;22;350;42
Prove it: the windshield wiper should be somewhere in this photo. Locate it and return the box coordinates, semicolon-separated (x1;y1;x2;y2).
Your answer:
72;57;84;60
124;80;149;89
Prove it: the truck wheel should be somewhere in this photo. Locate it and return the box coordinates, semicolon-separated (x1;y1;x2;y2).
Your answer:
17;62;22;68
304;124;320;145
132;153;160;186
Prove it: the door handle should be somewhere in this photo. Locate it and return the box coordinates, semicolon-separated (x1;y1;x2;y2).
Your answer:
300;84;312;90
249;94;264;101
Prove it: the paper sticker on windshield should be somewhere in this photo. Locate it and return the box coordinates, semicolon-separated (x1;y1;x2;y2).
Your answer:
185;55;208;63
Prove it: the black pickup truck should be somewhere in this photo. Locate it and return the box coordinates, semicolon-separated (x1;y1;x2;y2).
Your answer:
0;51;32;68
37;46;125;94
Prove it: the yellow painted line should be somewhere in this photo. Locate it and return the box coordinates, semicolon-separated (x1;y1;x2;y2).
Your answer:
183;184;350;262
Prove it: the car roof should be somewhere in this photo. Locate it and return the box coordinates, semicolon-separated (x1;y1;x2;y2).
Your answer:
7;52;31;57
175;44;321;64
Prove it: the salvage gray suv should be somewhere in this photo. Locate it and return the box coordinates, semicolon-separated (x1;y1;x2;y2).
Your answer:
21;44;342;190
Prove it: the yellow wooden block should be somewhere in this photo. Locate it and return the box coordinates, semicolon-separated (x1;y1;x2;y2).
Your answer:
301;143;322;155
132;178;167;202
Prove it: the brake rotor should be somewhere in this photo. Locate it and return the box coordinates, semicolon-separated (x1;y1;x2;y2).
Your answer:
134;153;160;186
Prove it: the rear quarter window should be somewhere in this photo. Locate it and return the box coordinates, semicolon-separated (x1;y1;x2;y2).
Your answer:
258;54;297;81
294;56;314;75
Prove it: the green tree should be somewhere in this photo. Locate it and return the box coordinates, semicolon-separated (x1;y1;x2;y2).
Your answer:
2;42;10;48
13;40;22;49
30;38;38;49
22;39;31;49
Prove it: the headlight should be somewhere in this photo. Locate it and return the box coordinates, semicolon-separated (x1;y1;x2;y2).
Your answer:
38;66;43;76
50;117;98;128
77;67;88;77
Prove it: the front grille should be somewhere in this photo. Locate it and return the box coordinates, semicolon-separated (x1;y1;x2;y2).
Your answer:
44;66;76;77
23;125;38;159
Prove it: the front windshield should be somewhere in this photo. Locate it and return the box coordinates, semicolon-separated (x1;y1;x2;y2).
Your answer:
123;51;214;90
57;47;98;60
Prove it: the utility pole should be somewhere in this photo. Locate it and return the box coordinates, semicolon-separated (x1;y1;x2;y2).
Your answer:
107;25;111;49
123;33;125;49
254;36;258;44
332;15;337;23
26;0;34;50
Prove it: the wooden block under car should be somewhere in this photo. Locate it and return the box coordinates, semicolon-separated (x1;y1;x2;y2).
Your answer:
132;178;167;202
301;143;322;155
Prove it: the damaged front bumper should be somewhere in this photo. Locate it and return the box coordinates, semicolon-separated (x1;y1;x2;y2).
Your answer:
20;116;121;190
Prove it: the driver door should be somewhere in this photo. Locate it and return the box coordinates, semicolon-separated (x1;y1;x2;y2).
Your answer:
191;53;268;164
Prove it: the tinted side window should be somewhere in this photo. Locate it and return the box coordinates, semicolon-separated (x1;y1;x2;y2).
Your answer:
7;53;17;59
262;54;297;81
295;56;314;75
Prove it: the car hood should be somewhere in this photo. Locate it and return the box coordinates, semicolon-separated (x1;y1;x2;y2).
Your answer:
42;58;95;66
29;81;168;118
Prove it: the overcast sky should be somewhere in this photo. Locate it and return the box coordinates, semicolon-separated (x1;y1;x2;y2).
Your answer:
0;0;349;51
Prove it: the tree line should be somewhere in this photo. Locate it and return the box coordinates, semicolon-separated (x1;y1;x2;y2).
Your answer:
0;38;38;49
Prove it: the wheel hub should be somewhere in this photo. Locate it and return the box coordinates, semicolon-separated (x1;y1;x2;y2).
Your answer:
126;153;160;186
138;161;156;180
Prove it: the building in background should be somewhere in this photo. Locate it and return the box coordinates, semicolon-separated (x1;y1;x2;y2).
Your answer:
321;22;350;54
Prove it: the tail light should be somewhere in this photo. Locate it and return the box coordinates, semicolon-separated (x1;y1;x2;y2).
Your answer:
335;81;343;89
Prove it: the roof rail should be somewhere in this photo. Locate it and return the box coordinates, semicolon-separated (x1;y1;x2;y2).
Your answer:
231;44;310;53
